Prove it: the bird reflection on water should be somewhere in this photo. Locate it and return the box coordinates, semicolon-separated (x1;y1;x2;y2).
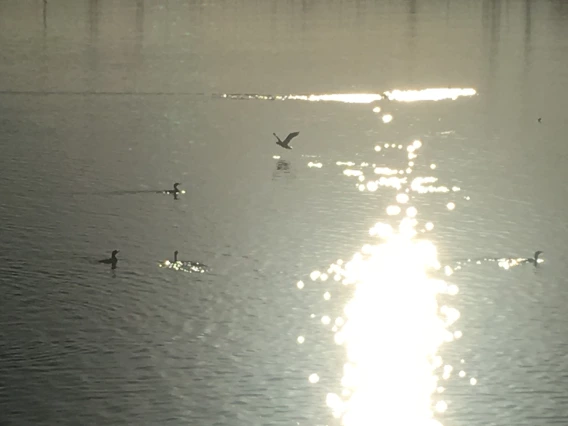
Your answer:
276;159;290;172
272;159;292;181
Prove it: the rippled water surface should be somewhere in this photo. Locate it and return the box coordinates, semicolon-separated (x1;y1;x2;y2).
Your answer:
2;1;568;425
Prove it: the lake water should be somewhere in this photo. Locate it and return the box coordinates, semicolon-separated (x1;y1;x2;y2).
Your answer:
2;1;568;425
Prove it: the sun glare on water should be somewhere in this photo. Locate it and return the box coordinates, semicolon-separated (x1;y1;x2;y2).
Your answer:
297;99;474;424
321;231;458;426
220;88;476;109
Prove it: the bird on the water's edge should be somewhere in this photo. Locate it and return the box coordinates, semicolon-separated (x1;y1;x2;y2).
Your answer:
527;250;543;266
99;250;119;269
273;132;300;150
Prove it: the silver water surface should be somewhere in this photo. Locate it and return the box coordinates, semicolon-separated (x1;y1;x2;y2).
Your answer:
2;1;568;425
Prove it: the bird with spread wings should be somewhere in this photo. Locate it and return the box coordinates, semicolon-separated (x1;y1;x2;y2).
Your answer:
273;131;300;150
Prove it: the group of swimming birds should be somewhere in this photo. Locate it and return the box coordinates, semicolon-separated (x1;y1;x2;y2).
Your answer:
97;132;302;270
96;181;192;270
98;247;206;272
97;131;543;272
97;181;199;270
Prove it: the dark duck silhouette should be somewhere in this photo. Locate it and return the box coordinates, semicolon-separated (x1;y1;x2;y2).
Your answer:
163;250;208;273
173;250;182;264
164;182;181;194
273;132;300;150
526;250;544;267
162;182;182;200
99;250;119;269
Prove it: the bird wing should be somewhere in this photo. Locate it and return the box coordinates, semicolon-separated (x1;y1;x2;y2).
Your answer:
282;131;300;146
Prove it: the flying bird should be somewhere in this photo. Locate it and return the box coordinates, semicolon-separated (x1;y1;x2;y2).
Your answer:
273;132;300;150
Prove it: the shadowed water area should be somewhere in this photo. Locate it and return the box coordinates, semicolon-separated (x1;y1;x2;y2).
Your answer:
2;0;568;425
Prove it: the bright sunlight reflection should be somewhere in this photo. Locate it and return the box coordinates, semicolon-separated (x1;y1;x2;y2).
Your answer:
297;104;475;424
220;88;476;107
384;88;477;102
323;234;456;426
158;259;207;274
287;94;384;104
